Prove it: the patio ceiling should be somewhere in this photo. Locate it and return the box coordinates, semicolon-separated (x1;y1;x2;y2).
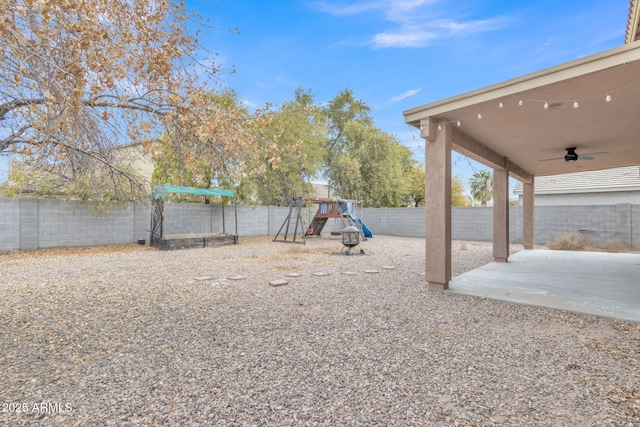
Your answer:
404;42;640;180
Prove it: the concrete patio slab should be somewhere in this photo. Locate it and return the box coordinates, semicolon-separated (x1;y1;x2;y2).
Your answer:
449;250;640;322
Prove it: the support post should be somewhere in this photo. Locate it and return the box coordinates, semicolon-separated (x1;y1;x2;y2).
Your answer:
523;178;535;249
493;166;510;262
234;198;238;237
222;198;226;234
424;120;452;290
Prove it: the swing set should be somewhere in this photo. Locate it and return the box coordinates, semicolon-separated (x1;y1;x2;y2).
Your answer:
273;197;372;244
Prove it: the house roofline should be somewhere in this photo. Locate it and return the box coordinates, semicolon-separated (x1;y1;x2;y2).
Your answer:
626;0;640;43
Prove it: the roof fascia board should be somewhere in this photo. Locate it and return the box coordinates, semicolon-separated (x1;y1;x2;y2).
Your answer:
404;42;640;125
626;0;640;43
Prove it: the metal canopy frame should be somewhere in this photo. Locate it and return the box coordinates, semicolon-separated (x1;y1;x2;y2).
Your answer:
150;185;238;249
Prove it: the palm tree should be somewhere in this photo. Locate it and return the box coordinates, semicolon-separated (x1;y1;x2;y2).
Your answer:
469;170;493;206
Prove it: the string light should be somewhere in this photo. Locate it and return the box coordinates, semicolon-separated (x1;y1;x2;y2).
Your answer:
409;78;639;130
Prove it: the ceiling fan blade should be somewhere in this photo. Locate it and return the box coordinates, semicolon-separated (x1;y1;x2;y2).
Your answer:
579;151;608;157
539;157;563;162
578;155;594;160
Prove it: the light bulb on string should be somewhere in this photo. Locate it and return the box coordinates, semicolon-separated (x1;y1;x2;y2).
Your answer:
456;120;461;127
605;94;612;102
543;102;549;109
437;125;442;131
518;99;523;106
573;101;579;109
477;113;482;120
498;102;504;108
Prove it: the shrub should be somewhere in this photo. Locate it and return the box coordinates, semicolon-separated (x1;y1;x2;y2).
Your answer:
605;238;631;253
547;232;598;251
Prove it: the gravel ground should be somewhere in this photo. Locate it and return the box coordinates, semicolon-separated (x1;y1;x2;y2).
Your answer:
0;236;638;426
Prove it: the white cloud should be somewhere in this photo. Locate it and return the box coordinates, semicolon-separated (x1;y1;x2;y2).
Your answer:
387;87;422;104
313;0;510;48
312;0;436;16
310;1;383;16
276;76;298;87
373;30;435;48
373;17;508;48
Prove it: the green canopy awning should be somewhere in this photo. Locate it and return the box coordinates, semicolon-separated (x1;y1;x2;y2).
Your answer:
151;185;236;200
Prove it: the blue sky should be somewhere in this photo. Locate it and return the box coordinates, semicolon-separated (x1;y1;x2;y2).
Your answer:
0;0;630;195
196;0;628;195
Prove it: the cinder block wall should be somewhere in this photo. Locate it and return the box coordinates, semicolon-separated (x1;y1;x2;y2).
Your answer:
164;203;213;235
37;200;135;248
361;208;424;237
534;205;618;246
633;205;640;249
269;206;293;236
1;199;148;251
234;205;270;236
451;207;493;241
1;198;638;251
0;199;21;251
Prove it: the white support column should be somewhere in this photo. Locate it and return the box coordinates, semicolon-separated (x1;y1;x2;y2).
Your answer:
424;120;452;290
493;166;510;262
523;177;535;250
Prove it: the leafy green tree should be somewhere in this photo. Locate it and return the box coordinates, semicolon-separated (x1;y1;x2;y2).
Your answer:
469;169;493;206
452;175;470;206
405;164;425;207
328;120;416;207
247;88;328;206
322;89;418;207
325;89;372;152
403;168;468;207
323;89;371;186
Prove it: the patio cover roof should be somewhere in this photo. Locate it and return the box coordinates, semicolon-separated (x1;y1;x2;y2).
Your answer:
404;41;640;181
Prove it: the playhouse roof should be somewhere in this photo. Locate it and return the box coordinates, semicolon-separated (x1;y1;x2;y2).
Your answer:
151;185;236;200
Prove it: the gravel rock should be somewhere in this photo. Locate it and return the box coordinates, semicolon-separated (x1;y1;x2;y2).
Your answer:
1;236;638;426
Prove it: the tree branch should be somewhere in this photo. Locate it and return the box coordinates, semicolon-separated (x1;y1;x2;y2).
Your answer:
0;96;174;122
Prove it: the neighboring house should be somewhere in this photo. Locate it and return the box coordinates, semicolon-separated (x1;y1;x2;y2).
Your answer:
513;166;640;206
112;141;156;184
310;183;333;199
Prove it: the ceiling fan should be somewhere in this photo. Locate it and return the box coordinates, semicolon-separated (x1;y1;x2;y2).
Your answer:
540;147;608;163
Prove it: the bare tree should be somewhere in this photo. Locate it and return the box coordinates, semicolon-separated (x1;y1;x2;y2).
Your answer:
1;0;237;200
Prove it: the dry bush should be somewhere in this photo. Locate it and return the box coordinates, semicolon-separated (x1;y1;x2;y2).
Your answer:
605;238;632;253
547;232;598;251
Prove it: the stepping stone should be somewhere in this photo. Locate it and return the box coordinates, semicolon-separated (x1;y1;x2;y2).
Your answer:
284;272;303;277
341;271;357;275
364;269;379;274
228;275;247;281
194;276;215;281
382;266;396;270
269;279;288;287
311;272;330;276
